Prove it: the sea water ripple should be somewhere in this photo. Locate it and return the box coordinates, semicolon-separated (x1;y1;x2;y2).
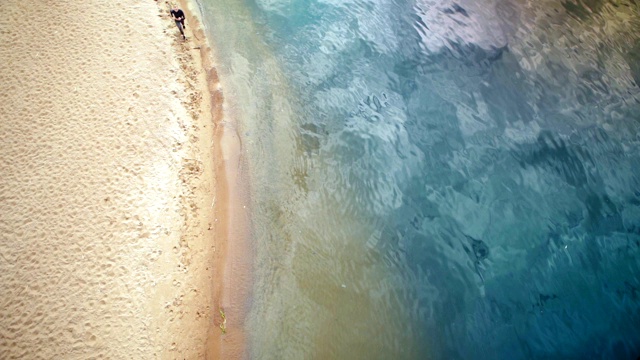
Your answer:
198;0;640;358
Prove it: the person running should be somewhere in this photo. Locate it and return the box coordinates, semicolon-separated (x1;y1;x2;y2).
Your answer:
170;5;186;40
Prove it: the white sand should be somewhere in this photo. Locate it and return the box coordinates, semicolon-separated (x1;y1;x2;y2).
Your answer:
0;1;218;358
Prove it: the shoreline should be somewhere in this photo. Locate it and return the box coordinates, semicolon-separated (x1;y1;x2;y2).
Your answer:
173;1;253;358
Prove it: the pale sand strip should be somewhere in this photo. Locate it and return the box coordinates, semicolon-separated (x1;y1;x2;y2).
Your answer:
0;1;219;358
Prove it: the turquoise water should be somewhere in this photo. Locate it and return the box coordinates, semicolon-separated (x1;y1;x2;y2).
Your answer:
197;0;640;358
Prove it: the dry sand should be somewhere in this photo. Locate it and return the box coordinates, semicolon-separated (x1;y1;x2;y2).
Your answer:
0;0;228;358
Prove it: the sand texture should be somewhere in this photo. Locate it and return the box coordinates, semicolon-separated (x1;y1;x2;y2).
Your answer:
0;1;219;358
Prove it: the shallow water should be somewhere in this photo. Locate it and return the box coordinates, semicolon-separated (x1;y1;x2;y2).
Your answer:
197;0;640;358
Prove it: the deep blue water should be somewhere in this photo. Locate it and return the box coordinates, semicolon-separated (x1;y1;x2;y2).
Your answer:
198;0;640;358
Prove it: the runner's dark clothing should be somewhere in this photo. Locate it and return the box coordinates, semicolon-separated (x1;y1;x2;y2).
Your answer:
170;9;185;21
170;8;186;38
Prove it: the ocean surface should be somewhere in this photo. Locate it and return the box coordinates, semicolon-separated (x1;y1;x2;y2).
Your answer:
196;0;640;358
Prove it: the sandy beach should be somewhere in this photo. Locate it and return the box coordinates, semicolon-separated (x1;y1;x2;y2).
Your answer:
0;0;234;358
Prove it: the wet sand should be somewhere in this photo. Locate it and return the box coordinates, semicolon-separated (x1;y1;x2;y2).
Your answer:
0;0;232;358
